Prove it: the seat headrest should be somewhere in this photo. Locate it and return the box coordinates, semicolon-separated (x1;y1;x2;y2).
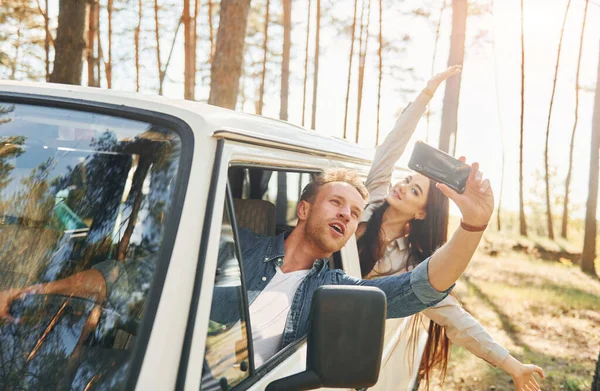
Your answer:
232;199;276;237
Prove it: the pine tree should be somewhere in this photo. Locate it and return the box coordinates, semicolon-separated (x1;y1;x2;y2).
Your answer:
50;0;87;84
310;0;321;129
438;0;466;155
343;0;359;138
375;0;383;145
355;0;371;143
135;0;143;92
0;0;46;81
562;0;589;239
519;0;528;236
301;0;312;127
543;0;572;239
280;0;292;120
257;0;270;115
581;42;600;277
208;0;252;109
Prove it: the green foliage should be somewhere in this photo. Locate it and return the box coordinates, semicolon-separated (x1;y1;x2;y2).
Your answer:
0;133;25;192
0;0;47;80
563;378;589;391
524;166;582;237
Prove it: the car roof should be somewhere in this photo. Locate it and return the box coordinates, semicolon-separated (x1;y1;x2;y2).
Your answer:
0;81;374;165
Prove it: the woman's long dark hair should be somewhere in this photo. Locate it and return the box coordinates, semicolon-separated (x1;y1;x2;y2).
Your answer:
356;178;450;388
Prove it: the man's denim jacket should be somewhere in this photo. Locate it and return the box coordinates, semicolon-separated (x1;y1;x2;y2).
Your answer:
211;228;452;349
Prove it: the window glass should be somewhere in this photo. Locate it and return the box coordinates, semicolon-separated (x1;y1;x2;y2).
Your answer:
201;201;250;390
0;103;182;389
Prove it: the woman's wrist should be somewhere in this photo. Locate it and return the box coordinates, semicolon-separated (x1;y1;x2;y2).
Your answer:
422;86;435;98
460;219;487;232
499;355;522;375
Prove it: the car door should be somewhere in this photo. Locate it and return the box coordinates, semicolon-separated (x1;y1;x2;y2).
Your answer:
180;136;375;391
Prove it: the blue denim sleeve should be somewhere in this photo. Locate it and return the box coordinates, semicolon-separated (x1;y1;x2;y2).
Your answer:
336;258;453;318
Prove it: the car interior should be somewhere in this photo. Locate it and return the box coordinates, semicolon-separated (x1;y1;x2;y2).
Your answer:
227;166;343;270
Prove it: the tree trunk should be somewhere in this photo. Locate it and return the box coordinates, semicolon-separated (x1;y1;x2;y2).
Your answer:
117;156;152;261
193;0;199;93
106;0;113;88
44;0;50;81
95;2;102;85
208;0;215;63
301;0;312;126
184;0;195;100
208;0;252;109
87;0;97;86
355;0;371;144
50;0;87;85
375;0;382;145
240;65;247;109
491;0;505;231
257;0;270;115
562;0;588;239
279;0;291;120
438;0;466;155
135;0;143;91
154;0;163;94
581;42;600;277
162;15;184;89
10;28;22;79
519;0;528;236
426;1;446;143
543;0;571;240
343;0;359;138
310;0;321;129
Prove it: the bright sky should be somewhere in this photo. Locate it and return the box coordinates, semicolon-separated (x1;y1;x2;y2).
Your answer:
45;0;600;219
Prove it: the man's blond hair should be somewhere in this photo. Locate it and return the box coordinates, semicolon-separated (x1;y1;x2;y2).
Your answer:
300;168;369;203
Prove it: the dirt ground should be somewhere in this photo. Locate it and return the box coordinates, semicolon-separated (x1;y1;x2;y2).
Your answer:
418;250;600;391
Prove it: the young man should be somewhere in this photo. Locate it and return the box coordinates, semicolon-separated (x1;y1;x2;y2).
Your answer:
211;165;493;365
0;164;493;368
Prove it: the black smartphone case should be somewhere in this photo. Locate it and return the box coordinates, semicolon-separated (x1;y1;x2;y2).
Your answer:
407;141;471;194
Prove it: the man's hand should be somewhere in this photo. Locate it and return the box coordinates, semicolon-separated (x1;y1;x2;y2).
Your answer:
0;289;19;322
435;160;494;227
0;285;45;323
426;64;462;92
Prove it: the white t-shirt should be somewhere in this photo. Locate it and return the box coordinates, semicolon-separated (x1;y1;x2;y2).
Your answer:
249;265;309;367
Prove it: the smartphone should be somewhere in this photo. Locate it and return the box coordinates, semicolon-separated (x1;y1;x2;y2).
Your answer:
408;141;471;194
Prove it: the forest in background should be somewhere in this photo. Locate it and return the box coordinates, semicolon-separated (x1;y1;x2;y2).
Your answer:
1;0;600;278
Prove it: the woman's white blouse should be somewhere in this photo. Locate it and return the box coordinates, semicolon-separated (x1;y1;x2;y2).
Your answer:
361;90;509;367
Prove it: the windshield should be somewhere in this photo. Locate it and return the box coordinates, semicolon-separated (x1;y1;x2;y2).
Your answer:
0;102;182;390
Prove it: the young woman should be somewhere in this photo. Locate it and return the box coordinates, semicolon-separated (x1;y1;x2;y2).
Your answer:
356;65;544;391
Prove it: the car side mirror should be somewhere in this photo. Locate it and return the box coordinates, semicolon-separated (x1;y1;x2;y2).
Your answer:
266;286;386;391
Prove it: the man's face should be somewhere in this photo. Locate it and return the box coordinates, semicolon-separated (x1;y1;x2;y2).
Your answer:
300;182;365;254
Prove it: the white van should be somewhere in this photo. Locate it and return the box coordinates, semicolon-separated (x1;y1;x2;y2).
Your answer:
0;82;426;391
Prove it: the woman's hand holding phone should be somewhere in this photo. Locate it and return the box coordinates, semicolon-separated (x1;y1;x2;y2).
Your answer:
435;159;494;228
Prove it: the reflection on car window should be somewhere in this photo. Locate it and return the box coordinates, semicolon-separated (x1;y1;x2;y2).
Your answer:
0;103;181;390
201;201;250;390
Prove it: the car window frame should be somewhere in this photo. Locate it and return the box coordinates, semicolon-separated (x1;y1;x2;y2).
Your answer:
225;179;257;373
226;165;318;390
0;93;194;390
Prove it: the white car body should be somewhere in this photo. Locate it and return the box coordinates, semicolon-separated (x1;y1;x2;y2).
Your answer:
0;81;426;391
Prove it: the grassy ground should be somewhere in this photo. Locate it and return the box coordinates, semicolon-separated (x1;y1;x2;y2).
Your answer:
419;247;600;391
